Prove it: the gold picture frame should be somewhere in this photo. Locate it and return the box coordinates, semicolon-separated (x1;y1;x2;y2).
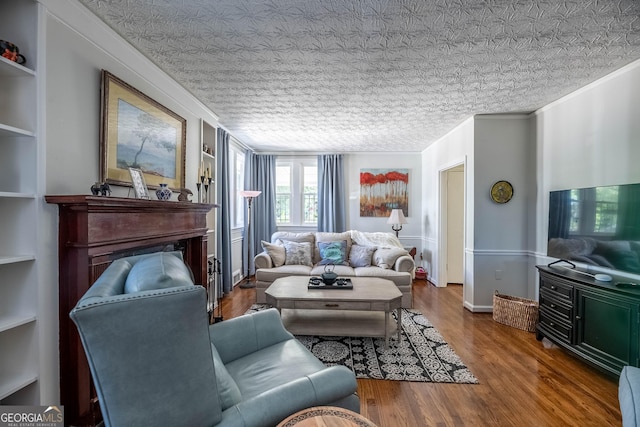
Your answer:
100;70;186;191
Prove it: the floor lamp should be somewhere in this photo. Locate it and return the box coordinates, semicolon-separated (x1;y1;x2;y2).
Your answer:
239;190;262;289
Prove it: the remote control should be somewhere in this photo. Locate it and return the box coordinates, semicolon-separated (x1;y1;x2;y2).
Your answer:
616;282;640;288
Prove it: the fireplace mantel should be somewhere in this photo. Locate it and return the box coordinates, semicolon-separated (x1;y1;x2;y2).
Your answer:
46;195;216;426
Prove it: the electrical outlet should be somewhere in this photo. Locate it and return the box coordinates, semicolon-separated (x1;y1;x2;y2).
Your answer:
495;270;503;280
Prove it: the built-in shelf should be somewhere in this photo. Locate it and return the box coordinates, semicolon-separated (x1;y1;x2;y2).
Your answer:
0;373;38;401
0;0;41;407
0;192;36;199
0;255;35;265
0;56;35;77
0;314;36;333
202;151;215;160
0;123;35;138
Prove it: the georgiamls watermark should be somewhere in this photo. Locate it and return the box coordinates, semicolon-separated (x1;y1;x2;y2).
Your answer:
0;406;63;427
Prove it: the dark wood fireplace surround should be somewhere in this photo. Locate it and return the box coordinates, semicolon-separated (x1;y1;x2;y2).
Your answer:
46;195;216;426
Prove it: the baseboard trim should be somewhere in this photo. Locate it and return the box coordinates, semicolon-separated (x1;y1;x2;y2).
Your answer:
463;301;493;313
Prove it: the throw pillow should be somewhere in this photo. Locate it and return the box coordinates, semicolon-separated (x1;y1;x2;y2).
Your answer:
124;252;194;293
373;247;409;269
314;231;352;264
282;240;313;266
261;240;286;267
349;245;375;267
318;240;348;265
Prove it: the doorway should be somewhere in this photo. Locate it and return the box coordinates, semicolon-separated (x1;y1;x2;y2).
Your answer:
439;164;465;287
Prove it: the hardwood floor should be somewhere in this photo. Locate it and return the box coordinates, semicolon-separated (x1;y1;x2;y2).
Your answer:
220;280;621;426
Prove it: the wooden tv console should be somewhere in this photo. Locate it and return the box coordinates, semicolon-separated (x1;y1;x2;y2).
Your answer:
536;265;640;377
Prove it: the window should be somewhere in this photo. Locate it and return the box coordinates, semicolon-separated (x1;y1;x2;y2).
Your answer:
276;158;317;226
276;164;291;223
303;166;318;223
229;145;245;228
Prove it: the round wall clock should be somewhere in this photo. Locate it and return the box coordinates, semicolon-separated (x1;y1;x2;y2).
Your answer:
490;180;514;204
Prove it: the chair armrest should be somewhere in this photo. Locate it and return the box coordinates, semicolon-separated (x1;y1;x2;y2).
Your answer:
254;251;273;269
394;255;415;273
209;308;293;363
219;366;357;427
620;366;640;427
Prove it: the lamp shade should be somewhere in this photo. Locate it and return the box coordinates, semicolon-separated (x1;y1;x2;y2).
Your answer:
240;190;262;198
387;209;408;225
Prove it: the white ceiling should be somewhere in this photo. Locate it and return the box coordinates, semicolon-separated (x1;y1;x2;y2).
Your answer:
78;0;640;153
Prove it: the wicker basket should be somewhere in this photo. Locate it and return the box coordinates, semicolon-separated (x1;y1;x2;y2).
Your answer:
492;291;539;332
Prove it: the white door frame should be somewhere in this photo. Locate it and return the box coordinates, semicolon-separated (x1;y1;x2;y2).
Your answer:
437;161;466;291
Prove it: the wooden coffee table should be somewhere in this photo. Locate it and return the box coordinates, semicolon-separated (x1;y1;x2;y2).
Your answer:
265;276;402;347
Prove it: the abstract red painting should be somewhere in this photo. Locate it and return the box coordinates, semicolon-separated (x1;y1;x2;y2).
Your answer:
360;168;409;217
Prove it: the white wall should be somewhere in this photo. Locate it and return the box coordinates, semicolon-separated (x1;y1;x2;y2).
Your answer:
345;152;422;251
533;59;640;277
423;58;640;313
422;115;534;310
421;118;474;292
37;0;219;403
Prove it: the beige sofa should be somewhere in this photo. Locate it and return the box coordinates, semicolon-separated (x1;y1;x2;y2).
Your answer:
254;230;415;308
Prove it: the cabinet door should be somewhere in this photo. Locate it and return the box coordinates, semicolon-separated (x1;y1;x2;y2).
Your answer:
575;288;639;373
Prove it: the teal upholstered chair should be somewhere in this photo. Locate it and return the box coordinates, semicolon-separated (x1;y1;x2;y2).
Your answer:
70;251;359;427
620;366;640;426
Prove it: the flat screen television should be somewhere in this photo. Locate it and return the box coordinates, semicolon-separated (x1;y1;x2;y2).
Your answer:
547;183;640;275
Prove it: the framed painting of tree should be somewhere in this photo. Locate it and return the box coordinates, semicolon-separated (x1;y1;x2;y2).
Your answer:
100;70;186;191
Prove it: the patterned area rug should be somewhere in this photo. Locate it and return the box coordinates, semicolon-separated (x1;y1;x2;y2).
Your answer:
246;304;478;384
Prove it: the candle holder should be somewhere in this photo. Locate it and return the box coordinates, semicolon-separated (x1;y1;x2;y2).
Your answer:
207;177;213;203
200;175;206;203
196;182;201;203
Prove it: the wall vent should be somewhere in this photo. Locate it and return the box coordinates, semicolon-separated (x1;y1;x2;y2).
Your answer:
233;270;242;284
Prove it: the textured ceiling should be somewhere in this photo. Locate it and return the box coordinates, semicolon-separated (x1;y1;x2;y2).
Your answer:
78;0;640;153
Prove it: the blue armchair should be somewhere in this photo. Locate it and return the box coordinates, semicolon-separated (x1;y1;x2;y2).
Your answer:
620;366;640;426
70;251;359;427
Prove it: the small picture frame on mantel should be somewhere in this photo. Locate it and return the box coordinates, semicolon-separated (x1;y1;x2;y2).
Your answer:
129;167;150;199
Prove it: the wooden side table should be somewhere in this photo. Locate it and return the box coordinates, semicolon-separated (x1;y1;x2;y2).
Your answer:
277;406;377;427
404;246;417;259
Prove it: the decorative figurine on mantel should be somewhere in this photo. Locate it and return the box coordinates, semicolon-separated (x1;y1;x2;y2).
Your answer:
178;188;193;202
90;182;111;196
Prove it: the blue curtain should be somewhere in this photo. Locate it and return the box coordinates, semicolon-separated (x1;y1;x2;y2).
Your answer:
216;128;233;294
243;151;277;276
317;154;346;232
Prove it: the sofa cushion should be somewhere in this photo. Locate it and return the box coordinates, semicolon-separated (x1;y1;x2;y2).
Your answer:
373;247;409;269
210;343;242;410
282;241;313;266
124;252;194;293
318;240;348;265
261;241;286;267
349;245;375;267
256;265;314;282
224;339;327;400
353;267;412;286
